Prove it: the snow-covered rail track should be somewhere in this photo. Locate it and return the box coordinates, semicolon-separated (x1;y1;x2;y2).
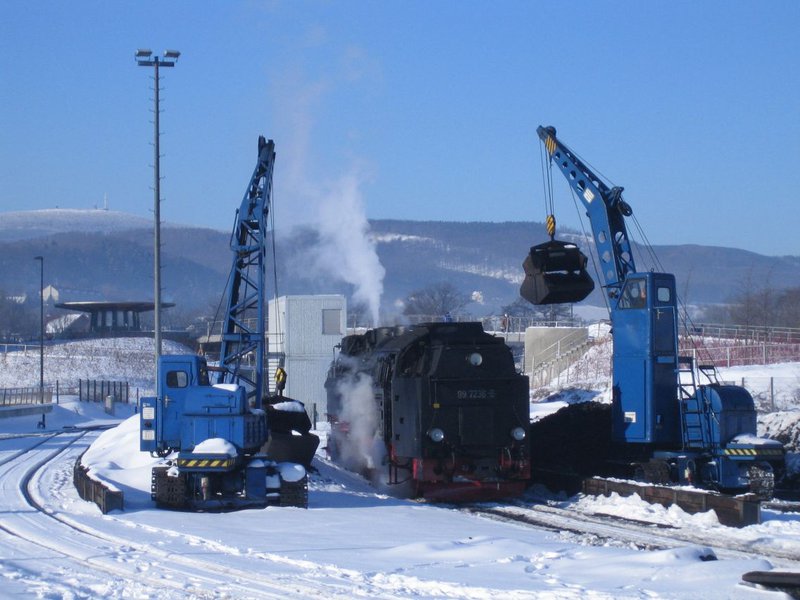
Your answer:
464;502;800;571
0;430;61;467
5;430;518;599
0;429;364;599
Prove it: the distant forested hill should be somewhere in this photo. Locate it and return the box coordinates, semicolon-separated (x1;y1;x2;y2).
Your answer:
2;210;798;320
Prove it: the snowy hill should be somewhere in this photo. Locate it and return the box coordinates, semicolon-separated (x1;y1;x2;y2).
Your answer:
0;208;156;241
2;209;800;317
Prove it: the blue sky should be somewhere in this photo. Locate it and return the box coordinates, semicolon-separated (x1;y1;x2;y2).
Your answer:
1;1;797;256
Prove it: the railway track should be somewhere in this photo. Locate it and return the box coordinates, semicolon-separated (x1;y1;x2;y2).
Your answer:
764;500;800;514
463;499;800;571
9;428;537;599
1;428;362;599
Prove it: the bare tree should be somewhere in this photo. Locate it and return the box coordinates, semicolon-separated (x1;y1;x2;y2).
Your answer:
728;269;780;331
774;287;800;329
403;282;470;317
347;302;370;328
0;290;38;340
501;297;573;322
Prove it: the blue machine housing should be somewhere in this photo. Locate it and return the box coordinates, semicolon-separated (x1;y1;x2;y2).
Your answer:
140;355;268;458
611;272;680;447
687;384;757;450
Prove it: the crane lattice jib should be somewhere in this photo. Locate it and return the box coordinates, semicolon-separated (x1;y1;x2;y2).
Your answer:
536;125;636;296
219;136;275;406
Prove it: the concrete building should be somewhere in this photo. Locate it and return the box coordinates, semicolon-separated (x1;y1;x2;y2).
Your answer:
54;301;175;337
268;295;346;424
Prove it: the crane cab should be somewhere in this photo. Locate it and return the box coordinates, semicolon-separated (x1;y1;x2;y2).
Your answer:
520;239;595;305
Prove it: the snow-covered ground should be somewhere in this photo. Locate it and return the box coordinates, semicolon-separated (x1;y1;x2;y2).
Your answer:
1;338;799;598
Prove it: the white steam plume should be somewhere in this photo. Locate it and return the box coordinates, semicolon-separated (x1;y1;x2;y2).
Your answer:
271;68;385;325
308;173;385;326
335;372;385;474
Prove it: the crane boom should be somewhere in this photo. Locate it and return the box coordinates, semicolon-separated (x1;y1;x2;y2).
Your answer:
218;136;275;406
536;125;635;297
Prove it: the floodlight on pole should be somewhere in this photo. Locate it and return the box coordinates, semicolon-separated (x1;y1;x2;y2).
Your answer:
136;49;179;370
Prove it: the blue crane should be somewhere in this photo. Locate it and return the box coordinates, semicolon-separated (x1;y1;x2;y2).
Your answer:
523;125;784;497
139;137;316;510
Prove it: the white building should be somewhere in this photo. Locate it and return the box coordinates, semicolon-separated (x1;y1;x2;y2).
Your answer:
268;295;346;424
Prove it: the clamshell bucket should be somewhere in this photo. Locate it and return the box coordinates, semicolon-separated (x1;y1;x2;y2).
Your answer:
520;240;595;305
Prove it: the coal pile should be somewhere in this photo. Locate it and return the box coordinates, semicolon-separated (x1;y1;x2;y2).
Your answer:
529;401;613;492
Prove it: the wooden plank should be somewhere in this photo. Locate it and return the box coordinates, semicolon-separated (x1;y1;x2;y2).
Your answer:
581;477;760;528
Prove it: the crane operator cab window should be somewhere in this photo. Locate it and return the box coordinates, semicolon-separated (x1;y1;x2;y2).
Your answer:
619;278;648;309
166;370;189;388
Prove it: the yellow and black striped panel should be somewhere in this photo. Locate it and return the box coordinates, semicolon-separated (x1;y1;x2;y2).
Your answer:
544;135;557;156
546;215;556;237
177;457;236;469
722;448;784;457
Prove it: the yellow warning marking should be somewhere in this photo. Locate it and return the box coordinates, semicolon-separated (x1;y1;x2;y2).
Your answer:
178;458;234;468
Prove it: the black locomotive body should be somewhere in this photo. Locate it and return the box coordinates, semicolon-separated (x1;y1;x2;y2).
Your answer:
325;322;530;502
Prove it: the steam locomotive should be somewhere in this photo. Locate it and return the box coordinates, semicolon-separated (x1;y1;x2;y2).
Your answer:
324;322;530;502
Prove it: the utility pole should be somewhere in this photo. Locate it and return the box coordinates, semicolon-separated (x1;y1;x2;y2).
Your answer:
135;49;180;368
34;255;45;429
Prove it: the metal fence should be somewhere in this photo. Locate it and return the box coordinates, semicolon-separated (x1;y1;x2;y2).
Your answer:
0;386;53;406
530;336;800;413
725;376;800;413
397;314;583;331
681;341;800;368
78;379;130;403
683;323;800;344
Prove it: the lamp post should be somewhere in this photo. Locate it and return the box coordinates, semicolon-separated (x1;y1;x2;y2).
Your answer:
135;48;180;368
34;256;44;428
